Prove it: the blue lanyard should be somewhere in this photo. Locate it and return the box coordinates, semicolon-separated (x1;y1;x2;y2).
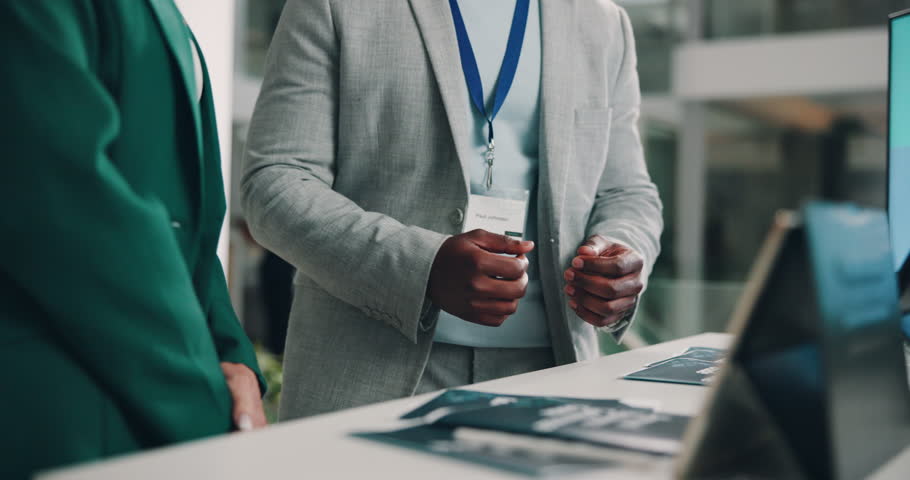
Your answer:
448;0;530;189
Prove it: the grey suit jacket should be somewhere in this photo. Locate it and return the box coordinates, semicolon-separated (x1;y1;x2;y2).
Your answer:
242;0;663;420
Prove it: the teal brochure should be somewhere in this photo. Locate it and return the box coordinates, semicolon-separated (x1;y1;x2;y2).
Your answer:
354;390;689;477
356;425;620;477
623;347;727;386
401;389;627;420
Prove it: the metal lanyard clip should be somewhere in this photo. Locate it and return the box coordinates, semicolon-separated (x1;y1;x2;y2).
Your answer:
483;139;496;190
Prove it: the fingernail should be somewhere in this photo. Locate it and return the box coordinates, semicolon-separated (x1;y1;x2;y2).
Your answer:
521;240;534;249
572;257;583;269
564;285;575;296
568;299;578;309
237;414;253;432
564;270;575;281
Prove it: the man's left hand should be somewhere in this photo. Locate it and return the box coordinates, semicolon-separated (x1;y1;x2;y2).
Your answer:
563;235;644;328
220;362;267;431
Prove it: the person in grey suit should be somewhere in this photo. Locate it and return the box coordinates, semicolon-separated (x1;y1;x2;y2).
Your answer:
242;0;663;420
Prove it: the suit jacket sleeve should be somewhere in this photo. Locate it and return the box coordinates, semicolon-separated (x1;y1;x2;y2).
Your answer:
241;0;448;344
585;7;664;341
0;1;235;444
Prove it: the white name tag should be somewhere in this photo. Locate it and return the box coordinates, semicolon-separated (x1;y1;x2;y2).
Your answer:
464;188;530;240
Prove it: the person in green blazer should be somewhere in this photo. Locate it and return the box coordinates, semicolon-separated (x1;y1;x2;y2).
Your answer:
0;1;266;478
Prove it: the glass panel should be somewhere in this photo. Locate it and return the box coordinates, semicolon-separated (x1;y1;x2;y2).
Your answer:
705;0;906;39
237;0;287;78
638;93;887;340
641;111;679;279
702;94;886;282
616;0;686;93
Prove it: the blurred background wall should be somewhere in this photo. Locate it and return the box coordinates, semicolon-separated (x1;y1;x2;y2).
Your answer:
215;0;904;354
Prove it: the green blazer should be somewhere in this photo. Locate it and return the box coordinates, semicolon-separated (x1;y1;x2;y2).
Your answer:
0;1;263;478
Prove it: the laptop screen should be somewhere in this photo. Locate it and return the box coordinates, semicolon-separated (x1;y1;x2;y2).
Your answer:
890;11;910;273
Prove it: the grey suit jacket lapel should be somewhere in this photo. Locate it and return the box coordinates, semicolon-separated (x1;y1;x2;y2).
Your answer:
538;1;578;365
407;0;472;198
539;0;575;238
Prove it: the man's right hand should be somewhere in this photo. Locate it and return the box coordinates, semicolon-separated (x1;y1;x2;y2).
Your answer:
427;229;534;327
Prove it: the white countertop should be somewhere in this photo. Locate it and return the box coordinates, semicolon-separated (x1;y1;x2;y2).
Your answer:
38;332;910;479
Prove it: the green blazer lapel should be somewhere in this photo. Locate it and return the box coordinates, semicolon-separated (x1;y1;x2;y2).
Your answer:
145;0;204;161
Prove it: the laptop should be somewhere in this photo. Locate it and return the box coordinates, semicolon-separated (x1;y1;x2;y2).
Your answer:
675;203;910;479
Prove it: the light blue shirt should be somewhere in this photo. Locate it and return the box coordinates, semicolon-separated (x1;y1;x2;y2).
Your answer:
434;0;550;348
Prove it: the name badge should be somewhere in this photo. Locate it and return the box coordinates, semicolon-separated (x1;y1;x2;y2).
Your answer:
463;186;530;240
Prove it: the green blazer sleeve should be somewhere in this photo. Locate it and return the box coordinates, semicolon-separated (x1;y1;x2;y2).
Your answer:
204;253;268;395
192;32;267;394
0;1;235;444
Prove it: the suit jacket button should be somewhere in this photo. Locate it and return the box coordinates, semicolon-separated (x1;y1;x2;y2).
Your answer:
450;208;464;227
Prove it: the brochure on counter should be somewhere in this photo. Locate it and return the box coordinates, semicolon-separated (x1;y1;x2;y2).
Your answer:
623;347;727;386
354;390;689;476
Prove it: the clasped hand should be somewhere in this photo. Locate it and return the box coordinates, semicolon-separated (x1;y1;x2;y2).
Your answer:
428;229;534;327
563;235;644;328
